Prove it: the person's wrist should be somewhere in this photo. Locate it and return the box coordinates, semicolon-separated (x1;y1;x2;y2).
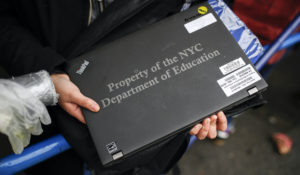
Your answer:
50;73;70;103
50;73;69;81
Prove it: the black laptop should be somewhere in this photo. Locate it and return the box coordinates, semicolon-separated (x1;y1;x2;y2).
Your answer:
66;2;268;166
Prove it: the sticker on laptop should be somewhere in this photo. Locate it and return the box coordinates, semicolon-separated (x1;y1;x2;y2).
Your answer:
198;6;208;15
217;64;261;97
219;57;246;75
106;142;118;154
184;13;217;33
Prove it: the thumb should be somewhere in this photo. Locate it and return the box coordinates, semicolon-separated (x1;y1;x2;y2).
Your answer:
70;92;100;112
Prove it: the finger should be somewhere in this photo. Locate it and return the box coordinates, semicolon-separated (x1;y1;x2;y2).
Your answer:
22;132;31;148
189;123;202;135
30;121;43;135
61;102;86;124
208;115;217;139
7;132;25;154
197;118;210;140
70;92;100;112
39;104;52;125
217;111;227;131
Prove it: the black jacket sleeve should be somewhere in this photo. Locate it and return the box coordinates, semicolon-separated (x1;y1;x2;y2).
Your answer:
0;1;66;76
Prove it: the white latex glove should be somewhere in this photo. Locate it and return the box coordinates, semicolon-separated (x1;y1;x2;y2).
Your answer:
0;77;52;154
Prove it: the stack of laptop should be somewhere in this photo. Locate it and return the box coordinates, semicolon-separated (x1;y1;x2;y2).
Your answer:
67;1;267;166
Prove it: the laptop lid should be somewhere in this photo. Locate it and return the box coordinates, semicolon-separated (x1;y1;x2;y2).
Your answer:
66;2;267;166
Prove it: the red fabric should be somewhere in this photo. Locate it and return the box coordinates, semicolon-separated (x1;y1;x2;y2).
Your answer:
233;0;300;64
233;0;300;45
267;49;286;64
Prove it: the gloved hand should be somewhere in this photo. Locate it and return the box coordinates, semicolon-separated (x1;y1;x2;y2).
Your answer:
0;71;56;154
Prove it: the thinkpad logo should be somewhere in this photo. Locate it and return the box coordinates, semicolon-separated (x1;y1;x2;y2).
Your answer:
76;60;89;75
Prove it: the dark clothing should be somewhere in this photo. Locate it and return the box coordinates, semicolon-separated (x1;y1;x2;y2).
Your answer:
0;0;89;76
0;0;188;174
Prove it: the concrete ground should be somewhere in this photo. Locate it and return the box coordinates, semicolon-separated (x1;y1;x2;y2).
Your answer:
1;47;299;175
168;46;300;175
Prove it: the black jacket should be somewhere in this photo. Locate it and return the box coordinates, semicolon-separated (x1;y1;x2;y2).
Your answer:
0;0;92;75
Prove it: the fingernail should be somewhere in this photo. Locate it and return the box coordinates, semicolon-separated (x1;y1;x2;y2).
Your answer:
91;103;100;112
195;124;202;131
198;124;203;129
212;115;217;120
190;124;202;135
219;111;225;116
190;128;196;135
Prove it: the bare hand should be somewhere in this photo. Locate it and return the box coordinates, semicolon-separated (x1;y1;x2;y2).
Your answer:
189;111;227;140
50;74;100;123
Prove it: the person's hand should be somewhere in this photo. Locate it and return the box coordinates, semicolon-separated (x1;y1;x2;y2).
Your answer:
50;73;100;123
0;79;51;154
189;111;227;140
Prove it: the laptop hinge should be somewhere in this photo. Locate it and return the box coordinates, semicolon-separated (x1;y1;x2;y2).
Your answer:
112;151;124;160
247;87;258;96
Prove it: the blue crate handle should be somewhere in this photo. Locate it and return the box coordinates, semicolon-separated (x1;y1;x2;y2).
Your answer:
0;135;70;175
